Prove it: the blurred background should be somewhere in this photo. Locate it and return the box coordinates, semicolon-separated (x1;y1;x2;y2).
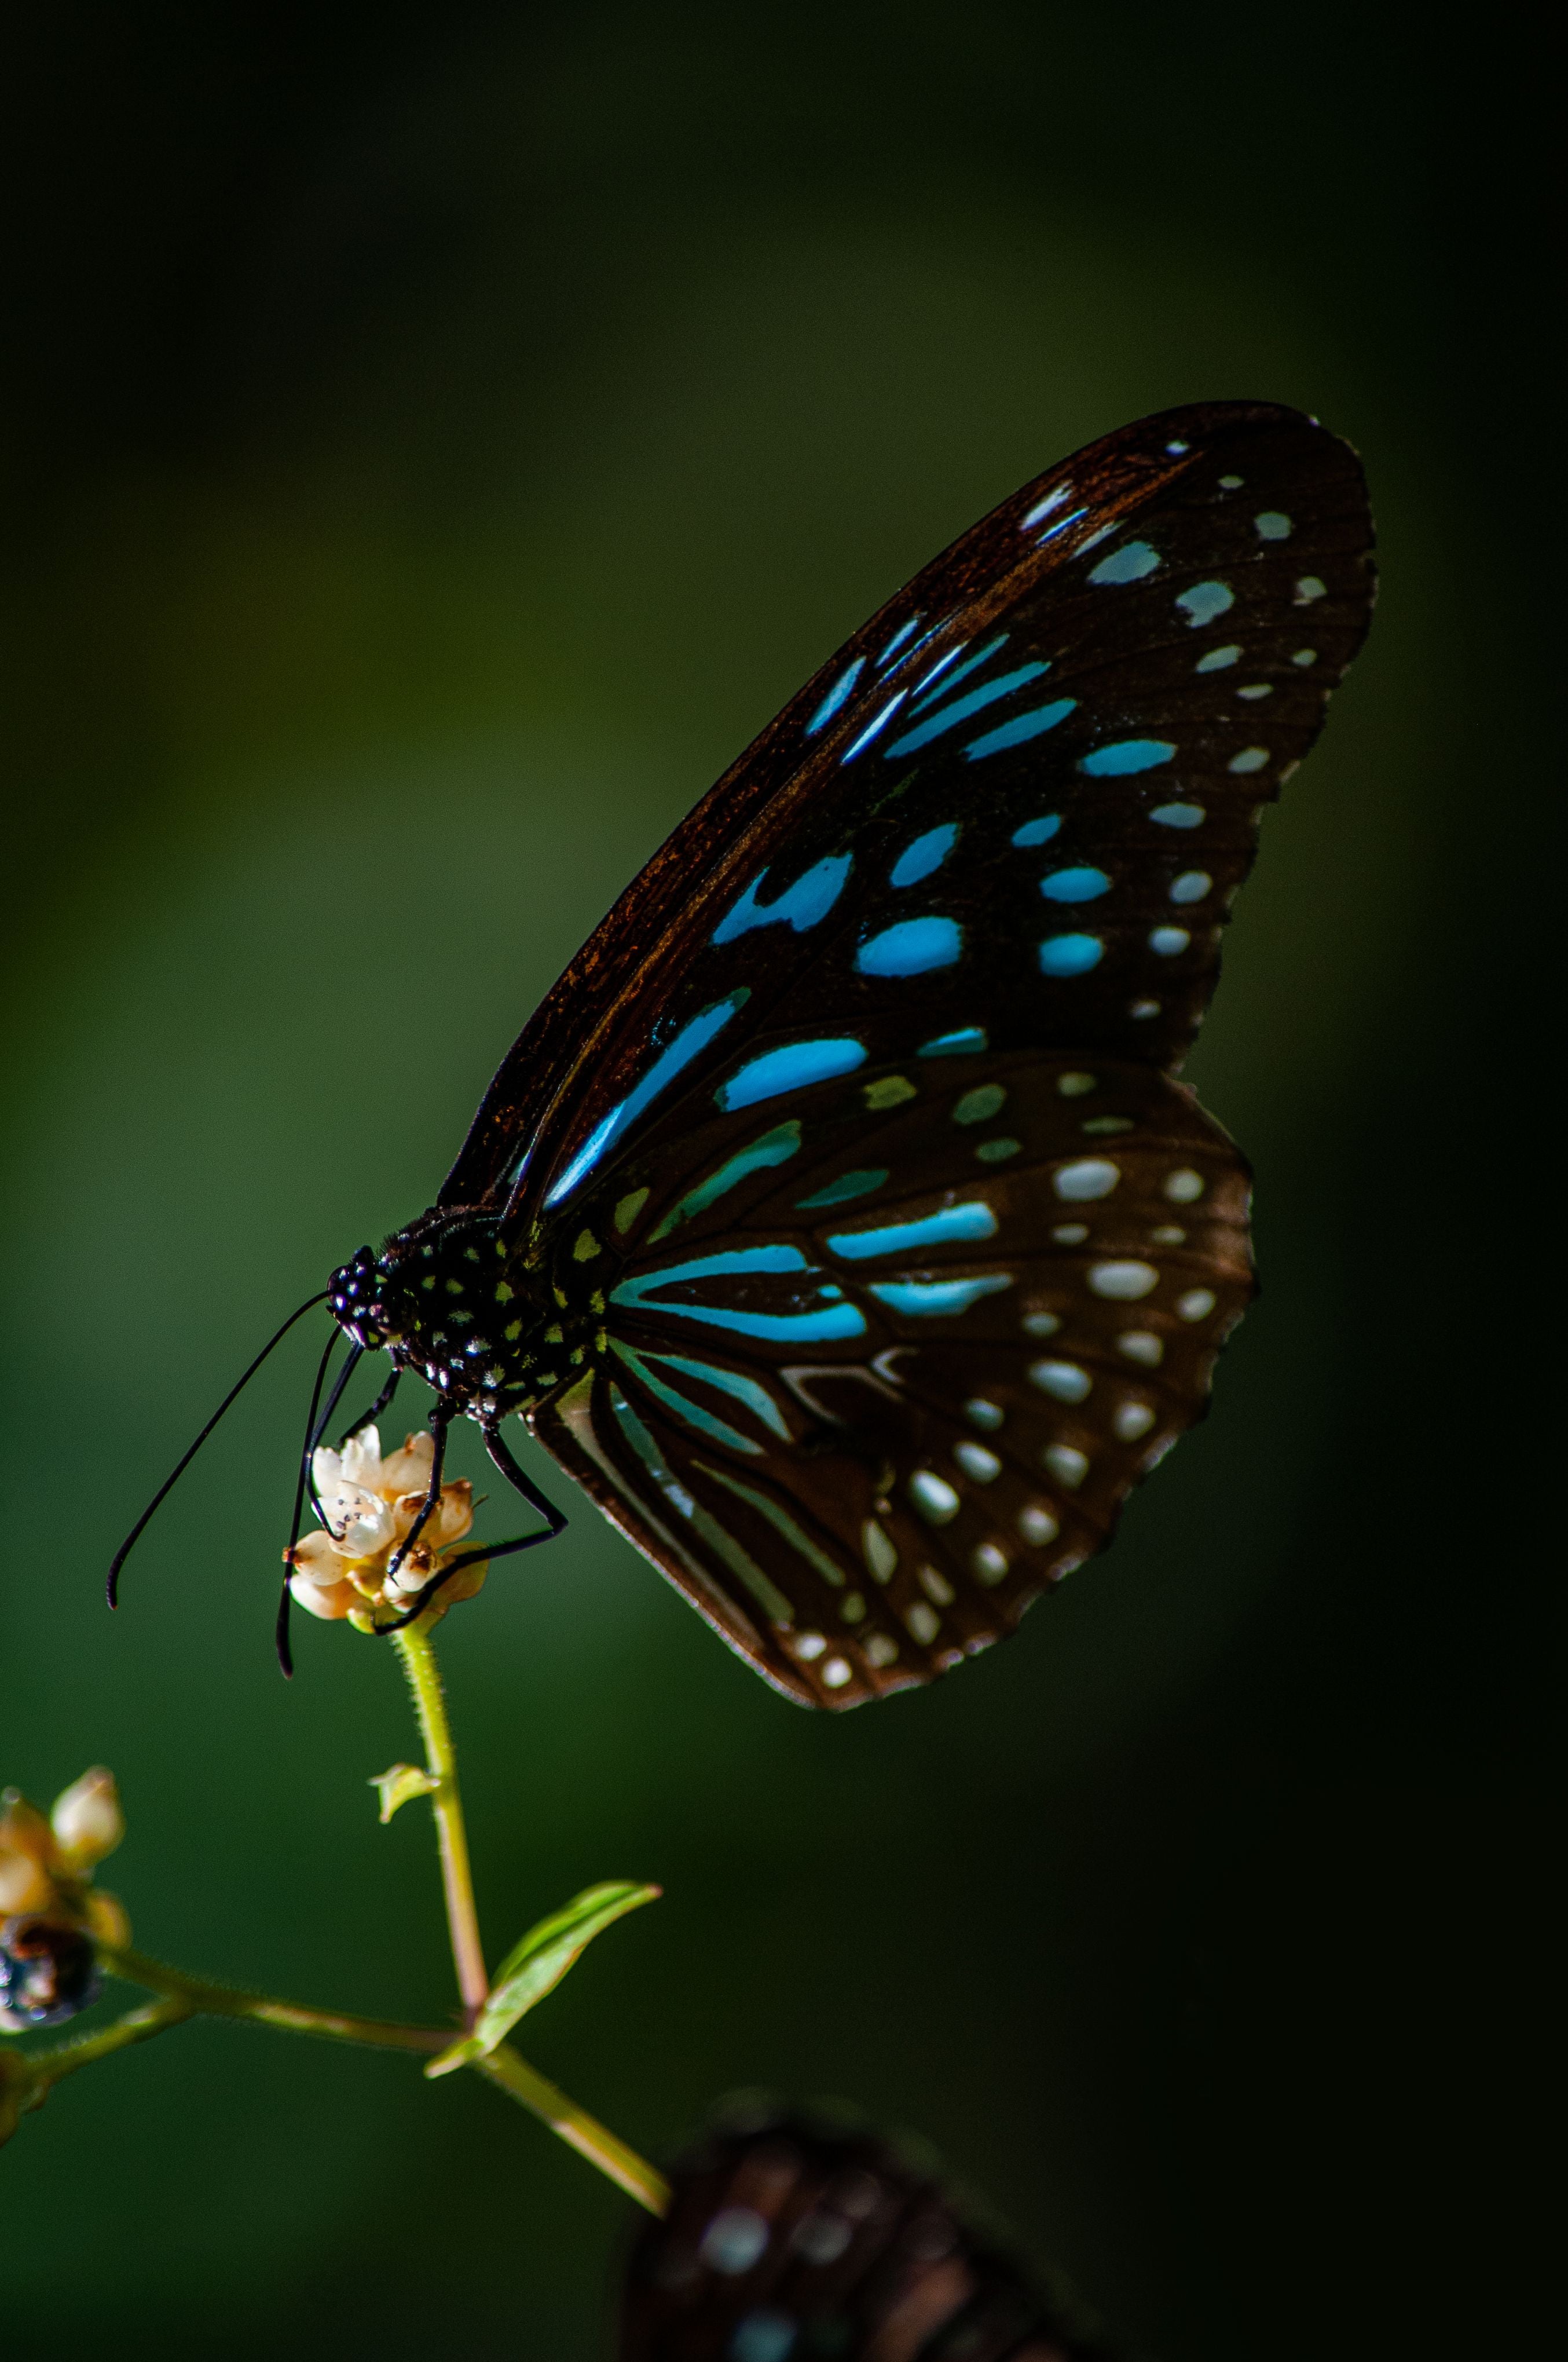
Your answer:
1;6;1554;2357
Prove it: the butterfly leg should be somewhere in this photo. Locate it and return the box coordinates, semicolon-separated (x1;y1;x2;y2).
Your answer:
336;1364;401;1449
478;1419;570;1541
384;1407;452;1581
373;1424;567;1632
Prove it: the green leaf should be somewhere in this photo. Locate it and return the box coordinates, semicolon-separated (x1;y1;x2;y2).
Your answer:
423;1880;660;2079
370;1763;438;1823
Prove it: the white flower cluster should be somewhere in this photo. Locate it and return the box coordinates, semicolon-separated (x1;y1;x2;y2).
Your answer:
286;1427;486;1631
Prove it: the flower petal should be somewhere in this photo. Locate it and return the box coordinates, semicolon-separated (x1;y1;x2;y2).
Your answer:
381;1432;435;1497
340;1426;384;1493
427;1480;475;1549
288;1564;360;1621
318;1482;397;1557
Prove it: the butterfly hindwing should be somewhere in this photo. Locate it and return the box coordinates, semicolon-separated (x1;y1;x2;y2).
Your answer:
442;400;1372;1222
531;1047;1251;1707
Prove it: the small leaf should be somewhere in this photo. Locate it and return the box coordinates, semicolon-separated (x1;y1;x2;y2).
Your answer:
371;1764;438;1823
424;1880;660;2079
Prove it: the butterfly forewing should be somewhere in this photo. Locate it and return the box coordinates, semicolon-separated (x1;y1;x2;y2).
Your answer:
620;2104;1122;2360
414;398;1372;1706
532;1047;1252;1706
442;401;1371;1221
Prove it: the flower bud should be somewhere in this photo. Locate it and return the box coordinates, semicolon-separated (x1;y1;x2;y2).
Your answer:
50;1768;124;1872
0;1791;57;1917
0;1915;100;2031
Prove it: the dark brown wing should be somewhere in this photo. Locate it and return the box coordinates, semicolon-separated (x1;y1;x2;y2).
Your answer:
532;1046;1250;1709
620;2101;1124;2360
440;400;1371;1223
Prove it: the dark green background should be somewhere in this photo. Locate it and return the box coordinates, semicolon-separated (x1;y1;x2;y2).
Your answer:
2;8;1553;2356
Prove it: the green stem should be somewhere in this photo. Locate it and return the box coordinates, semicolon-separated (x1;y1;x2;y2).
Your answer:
394;1621;489;2021
102;1945;449;2053
10;1992;194;2112
475;2047;671;2215
89;1946;668;2211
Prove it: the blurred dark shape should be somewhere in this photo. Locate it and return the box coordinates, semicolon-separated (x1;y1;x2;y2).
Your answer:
0;1914;101;2032
622;2100;1126;2361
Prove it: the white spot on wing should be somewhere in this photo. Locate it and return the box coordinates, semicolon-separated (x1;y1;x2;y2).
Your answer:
1044;1444;1089;1489
908;1470;961;1524
1089;1261;1160;1300
1054;1157;1120;1201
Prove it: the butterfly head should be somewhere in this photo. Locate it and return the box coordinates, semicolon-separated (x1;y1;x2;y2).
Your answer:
328;1244;387;1348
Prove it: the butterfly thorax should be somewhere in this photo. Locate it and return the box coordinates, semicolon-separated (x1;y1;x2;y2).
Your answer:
328;1209;606;1419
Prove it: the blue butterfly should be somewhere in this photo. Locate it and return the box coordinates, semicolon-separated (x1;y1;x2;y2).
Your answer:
113;401;1375;1703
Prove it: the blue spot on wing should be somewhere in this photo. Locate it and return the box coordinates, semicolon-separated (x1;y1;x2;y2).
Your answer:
918;1026;987;1056
653;1354;792;1440
827;1202;998;1260
909;642;967;699
608;1385;695;1519
908;633;1009;711
611;1244;868;1344
1021;484;1072;528
716;1038;866;1111
889;823;958;886
1087;540;1161;585
855;917;962;977
649;1121;801;1241
616;1246;811;1296
1079;738;1175;777
1039;933;1104;975
963;699;1076;760
867;1274;1015;1317
1175;580;1234;626
840;694;907;762
1040;865;1111;903
1011;814;1061;847
545;990;750;1205
712;854;852;944
1151;801;1206;828
640;1299;866;1345
610;1342;763;1454
795;1168;889;1210
876;613;923;666
805;657;865;735
883;663;1048;758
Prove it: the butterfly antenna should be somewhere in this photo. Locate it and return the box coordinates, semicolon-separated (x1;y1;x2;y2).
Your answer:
276;1333;360;1678
107;1292;331;1609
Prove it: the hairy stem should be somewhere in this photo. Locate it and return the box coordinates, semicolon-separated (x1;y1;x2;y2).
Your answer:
102;1945;448;2053
10;1992;194;2114
394;1621;489;2020
89;1946;668;2209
